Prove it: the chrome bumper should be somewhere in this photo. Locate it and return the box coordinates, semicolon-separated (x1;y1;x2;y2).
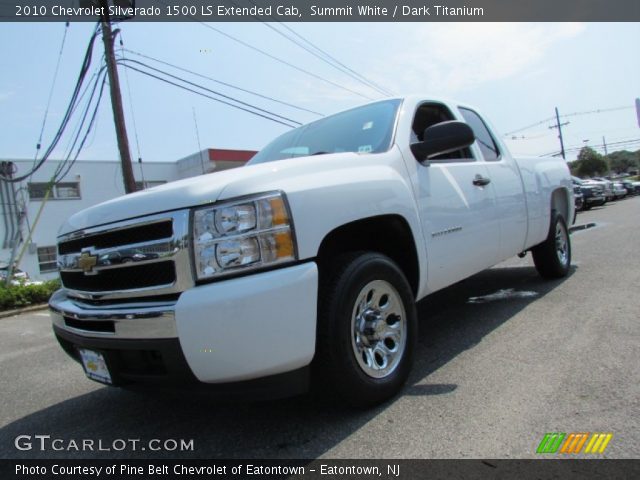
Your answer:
49;289;178;340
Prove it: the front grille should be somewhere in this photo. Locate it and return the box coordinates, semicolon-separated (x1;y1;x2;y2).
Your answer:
61;261;176;292
74;293;181;307
65;317;115;333
59;220;172;255
57;211;192;300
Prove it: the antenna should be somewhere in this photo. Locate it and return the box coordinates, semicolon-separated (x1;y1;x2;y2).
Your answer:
192;107;207;175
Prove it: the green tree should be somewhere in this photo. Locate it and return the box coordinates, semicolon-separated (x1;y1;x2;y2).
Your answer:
605;150;640;174
575;147;608;177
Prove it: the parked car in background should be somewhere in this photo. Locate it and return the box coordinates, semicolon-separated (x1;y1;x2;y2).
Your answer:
621;180;640;196
612;182;627;200
573;183;584;211
0;266;43;286
573;177;605;210
0;266;29;285
591;178;615;202
98;248;160;266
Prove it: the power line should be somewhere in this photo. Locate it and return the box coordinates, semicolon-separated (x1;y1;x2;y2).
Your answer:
235;0;392;96
562;105;634;119
1;24;100;183
197;22;375;101
504;117;555;137
34;22;70;158
504;105;635;137
506;132;553;141
120;62;300;128
118;32;144;164
276;22;395;97
55;73;109;182
569;137;640;150
545;137;640;156
150;0;375;101
566;139;640;153
122;47;323;117
55;68;108;181
60;65;105;161
57;69;103;176
117;57;303;126
253;16;392;97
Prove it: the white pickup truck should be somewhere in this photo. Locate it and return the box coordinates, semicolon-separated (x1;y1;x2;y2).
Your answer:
50;96;574;406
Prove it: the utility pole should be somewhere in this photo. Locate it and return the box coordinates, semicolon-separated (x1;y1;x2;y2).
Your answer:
100;0;137;194
549;107;570;160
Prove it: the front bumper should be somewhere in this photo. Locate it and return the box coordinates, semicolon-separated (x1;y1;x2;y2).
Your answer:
50;262;318;394
585;195;605;205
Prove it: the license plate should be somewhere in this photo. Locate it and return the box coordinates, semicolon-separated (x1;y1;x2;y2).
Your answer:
78;349;112;385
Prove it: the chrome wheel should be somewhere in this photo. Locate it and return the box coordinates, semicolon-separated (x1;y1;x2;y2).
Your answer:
555;222;569;266
351;280;407;379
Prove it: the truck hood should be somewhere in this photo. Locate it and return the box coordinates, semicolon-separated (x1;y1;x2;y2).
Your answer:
58;153;363;236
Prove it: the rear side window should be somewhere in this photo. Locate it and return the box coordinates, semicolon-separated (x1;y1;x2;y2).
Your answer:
459;108;500;161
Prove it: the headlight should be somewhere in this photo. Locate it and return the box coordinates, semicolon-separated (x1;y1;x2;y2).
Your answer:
193;192;296;280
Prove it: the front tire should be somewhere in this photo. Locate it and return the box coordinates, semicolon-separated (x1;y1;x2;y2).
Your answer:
531;210;571;279
315;252;417;407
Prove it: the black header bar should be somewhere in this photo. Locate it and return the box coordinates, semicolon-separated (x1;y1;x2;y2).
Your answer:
2;459;640;480
3;0;640;22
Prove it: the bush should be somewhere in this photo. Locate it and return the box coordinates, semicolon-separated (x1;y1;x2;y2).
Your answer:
0;280;60;311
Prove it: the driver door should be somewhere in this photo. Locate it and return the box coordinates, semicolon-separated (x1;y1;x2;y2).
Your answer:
411;103;501;293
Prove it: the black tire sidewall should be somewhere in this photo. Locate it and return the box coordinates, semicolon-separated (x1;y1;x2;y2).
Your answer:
554;213;571;275
319;252;417;406
532;211;571;278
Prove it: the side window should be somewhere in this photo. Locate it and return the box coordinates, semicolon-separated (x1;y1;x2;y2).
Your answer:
459;108;500;161
28;182;81;200
135;180;167;190
37;246;58;273
411;103;473;161
55;182;81;199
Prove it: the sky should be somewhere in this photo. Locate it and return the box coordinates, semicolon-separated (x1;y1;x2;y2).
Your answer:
1;21;639;170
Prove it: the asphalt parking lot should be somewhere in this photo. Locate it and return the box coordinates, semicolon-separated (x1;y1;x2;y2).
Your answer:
1;196;638;460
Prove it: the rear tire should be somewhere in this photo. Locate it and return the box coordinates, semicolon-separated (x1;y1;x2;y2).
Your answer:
532;210;571;279
315;252;417;407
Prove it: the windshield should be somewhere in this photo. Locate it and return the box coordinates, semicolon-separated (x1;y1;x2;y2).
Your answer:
248;99;402;165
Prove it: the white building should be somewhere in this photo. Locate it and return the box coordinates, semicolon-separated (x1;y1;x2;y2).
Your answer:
0;149;255;281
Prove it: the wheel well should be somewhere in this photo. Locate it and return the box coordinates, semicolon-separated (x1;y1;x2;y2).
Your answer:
551;188;571;225
316;215;420;297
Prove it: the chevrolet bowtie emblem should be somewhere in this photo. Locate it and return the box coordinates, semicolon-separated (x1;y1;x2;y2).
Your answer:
78;251;98;274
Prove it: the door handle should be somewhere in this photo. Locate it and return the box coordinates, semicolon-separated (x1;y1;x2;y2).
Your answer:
473;174;491;186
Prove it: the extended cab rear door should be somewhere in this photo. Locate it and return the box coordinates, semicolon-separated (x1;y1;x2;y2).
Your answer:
458;107;528;261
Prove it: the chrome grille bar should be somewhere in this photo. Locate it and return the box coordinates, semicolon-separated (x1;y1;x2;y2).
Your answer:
57;210;193;301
